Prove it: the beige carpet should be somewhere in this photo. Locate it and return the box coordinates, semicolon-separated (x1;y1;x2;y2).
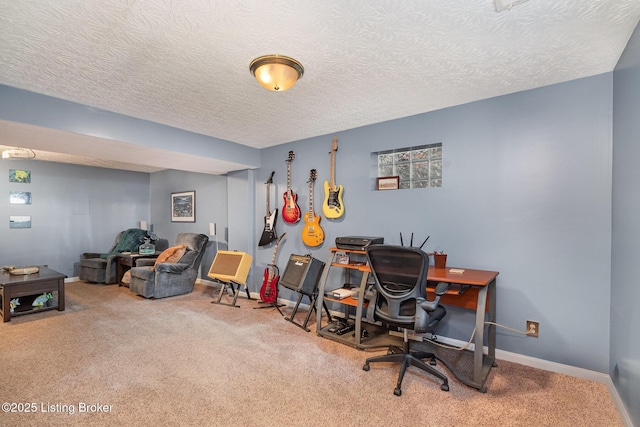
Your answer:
0;281;623;427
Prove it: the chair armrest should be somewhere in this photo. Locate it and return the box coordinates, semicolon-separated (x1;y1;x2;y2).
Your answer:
433;281;450;296
419;282;450;312
364;286;378;324
155;262;190;274
82;252;103;260
415;282;450;333
135;258;156;267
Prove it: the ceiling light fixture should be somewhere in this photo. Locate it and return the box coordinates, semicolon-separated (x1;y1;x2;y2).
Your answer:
249;55;304;91
2;148;36;159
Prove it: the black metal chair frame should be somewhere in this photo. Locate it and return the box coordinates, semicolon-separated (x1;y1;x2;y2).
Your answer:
362;245;450;396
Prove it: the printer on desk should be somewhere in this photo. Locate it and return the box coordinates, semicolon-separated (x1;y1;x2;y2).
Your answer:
335;236;384;251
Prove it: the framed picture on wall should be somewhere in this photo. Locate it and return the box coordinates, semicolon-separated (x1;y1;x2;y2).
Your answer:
171;191;196;222
9;169;31;183
376;176;400;190
10;215;31;229
9;191;32;204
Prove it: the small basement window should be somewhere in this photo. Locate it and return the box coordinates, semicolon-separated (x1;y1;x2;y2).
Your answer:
375;143;442;189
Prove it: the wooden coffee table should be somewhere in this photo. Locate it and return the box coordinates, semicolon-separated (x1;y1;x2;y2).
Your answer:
0;266;66;322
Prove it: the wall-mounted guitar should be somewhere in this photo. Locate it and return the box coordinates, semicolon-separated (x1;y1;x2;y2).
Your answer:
259;233;286;310
282;151;301;224
302;169;325;247
258;171;278;247
322;137;345;219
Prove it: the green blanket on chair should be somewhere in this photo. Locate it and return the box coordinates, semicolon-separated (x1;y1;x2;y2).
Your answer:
100;228;148;258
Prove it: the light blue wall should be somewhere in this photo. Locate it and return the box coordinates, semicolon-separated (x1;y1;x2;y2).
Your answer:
612;21;640;426
0;160;230;281
149;169;228;279
225;169;258;289
227;169;255;254
255;74;614;373
0;159;150;277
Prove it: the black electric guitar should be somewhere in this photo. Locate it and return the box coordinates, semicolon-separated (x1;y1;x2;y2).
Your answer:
259;171;278;246
259;233;286;303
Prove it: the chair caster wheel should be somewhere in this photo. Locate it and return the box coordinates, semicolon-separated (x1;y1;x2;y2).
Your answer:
430;358;437;366
363;364;370;371
441;383;450;392
393;388;402;396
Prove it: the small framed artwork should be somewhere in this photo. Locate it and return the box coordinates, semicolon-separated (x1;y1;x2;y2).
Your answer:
171;191;196;222
10;191;32;205
376;176;400;191
10;215;31;229
9;169;31;183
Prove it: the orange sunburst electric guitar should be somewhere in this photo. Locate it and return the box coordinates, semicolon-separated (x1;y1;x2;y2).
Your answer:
301;169;324;247
322;137;345;219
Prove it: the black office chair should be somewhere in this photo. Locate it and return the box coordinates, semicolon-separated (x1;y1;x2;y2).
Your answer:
363;244;450;396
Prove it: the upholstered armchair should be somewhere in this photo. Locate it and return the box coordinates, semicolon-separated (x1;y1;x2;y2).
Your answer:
79;229;168;284
129;233;209;299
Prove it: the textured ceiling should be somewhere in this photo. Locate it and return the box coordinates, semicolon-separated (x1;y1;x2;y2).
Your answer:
1;0;639;173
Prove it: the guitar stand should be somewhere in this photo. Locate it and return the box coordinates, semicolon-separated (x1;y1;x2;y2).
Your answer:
285;291;332;332
254;300;286;317
211;280;255;308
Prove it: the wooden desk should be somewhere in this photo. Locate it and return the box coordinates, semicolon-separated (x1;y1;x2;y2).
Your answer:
315;249;499;391
424;266;499;392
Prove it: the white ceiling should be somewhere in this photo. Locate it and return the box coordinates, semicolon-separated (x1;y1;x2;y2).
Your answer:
1;0;639;174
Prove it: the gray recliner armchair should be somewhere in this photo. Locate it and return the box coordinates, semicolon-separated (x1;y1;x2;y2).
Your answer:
79;229;168;284
129;233;209;299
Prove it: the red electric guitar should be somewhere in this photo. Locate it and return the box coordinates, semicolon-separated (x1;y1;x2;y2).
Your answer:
259;233;286;303
282;151;301;224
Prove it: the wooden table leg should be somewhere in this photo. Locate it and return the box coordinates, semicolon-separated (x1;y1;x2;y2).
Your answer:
1;287;10;322
57;278;65;311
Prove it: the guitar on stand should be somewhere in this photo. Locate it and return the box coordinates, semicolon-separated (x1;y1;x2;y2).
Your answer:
302;169;324;247
282;151;301;224
259;171;278;246
322;137;345;219
256;233;286;315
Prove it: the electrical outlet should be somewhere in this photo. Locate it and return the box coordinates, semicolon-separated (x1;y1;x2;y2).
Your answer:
526;320;539;337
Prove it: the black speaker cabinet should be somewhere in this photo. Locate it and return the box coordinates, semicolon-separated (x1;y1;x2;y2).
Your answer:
280;254;325;295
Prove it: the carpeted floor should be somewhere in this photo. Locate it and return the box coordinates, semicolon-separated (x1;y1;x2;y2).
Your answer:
0;281;624;426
